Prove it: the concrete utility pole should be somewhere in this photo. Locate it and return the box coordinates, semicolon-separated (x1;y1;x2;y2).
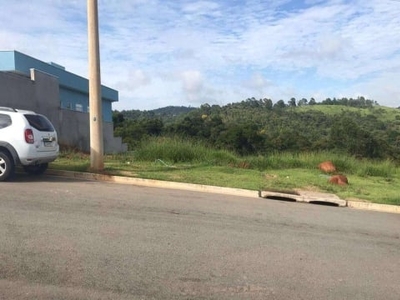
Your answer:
87;0;104;171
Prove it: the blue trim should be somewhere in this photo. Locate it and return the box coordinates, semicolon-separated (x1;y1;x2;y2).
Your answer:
0;50;118;122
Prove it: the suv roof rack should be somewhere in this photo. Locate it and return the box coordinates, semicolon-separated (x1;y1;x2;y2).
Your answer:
0;107;17;112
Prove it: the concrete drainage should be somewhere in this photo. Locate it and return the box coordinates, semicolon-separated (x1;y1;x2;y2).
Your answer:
259;190;347;207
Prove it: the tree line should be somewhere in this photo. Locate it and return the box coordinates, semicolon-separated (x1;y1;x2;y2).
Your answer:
113;97;400;161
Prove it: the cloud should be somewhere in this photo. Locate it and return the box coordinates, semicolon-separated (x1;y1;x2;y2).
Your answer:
182;1;221;16
114;69;151;91
180;70;204;103
243;73;273;92
1;0;400;110
181;70;203;92
345;71;400;108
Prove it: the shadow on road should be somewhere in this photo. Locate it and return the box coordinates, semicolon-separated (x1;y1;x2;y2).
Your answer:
10;170;90;184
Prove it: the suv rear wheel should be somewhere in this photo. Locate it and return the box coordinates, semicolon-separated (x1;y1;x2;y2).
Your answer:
23;163;49;175
0;151;14;181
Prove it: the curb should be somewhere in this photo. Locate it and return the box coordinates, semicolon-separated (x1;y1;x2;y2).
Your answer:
46;169;257;199
347;201;400;214
46;169;400;215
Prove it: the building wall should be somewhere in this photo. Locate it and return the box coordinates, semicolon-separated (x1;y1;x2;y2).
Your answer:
0;70;59;120
0;69;127;153
0;50;117;122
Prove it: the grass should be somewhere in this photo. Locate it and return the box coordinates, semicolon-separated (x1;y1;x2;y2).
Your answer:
298;105;400;123
51;137;400;206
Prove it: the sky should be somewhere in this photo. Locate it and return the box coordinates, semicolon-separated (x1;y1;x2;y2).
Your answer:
0;0;399;111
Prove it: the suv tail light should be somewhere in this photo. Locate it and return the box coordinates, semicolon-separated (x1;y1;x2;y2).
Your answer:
25;129;34;144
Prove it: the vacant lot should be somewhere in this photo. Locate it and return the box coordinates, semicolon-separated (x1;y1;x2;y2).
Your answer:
51;148;400;206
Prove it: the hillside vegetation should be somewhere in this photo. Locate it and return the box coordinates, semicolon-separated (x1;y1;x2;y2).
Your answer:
113;97;400;162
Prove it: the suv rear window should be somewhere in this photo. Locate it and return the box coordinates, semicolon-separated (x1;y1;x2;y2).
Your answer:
24;114;55;132
0;114;12;129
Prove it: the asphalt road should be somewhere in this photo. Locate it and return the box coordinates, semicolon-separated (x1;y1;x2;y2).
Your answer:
1;174;400;300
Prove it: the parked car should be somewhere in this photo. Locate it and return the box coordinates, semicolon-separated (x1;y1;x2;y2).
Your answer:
0;107;59;181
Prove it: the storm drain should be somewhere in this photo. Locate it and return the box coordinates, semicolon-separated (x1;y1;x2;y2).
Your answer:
308;200;340;207
259;190;347;207
264;195;297;202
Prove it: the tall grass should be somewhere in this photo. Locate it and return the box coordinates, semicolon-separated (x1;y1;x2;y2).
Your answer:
248;152;397;177
133;136;237;165
354;159;398;178
125;137;398;178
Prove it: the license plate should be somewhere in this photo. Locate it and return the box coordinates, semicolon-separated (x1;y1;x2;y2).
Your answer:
43;136;55;147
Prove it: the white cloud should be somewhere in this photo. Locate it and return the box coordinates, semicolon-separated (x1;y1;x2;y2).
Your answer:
182;1;221;15
243;73;273;93
181;70;203;92
1;0;400;110
113;69;151;93
180;70;205;104
345;71;400;108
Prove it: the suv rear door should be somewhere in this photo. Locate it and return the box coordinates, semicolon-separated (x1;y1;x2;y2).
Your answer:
23;114;58;152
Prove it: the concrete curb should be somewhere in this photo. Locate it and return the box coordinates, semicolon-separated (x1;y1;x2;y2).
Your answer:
46;169;400;214
347;201;400;214
46;169;258;199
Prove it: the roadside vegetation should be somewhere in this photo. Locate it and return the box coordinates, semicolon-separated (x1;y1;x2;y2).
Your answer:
52;136;400;206
52;96;400;206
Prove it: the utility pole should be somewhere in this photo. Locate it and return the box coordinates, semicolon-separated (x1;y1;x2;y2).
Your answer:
87;0;104;171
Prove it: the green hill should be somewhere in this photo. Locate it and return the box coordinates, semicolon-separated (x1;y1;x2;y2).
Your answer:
113;99;400;162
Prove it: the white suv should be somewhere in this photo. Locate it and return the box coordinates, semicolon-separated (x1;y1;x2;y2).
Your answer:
0;107;59;181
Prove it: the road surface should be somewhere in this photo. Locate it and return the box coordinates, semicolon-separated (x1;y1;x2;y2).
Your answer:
1;174;400;299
